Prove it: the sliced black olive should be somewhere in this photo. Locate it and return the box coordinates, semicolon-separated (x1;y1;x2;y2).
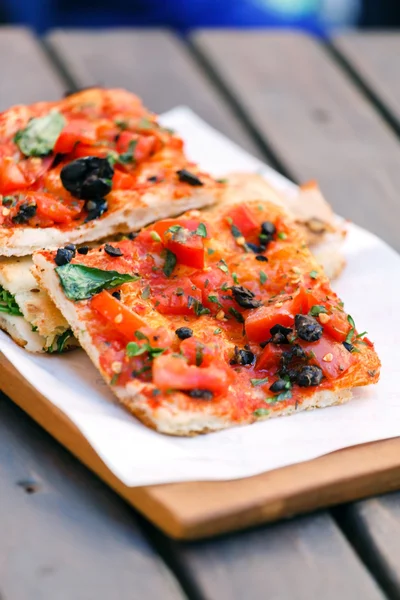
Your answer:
270;332;290;345
12;202;36;224
297;365;323;387
127;232;138;240
342;341;354;352
295;314;323;342
255;255;268;262
176;169;204;186
77;246;89;255
246;242;266;254
112;291;121;301
230;346;255;366
55;247;74;266
188;389;213;400
147;175;158;183
282;344;307;364
270;324;292;337
64;243;76;257
231;285;261;309
60;157;114;200
104;243;123;257
175;327;193;340
84;198;108;222
269;379;287;393
261;221;276;236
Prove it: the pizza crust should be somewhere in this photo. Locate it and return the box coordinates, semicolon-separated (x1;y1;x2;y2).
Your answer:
33;252;354;436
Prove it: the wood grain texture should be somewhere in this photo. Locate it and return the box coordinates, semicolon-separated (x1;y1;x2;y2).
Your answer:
338;494;400;600
0;26;65;108
0;393;185;600
166;513;385;600
45;28;261;157
334;32;400;127
191;30;400;250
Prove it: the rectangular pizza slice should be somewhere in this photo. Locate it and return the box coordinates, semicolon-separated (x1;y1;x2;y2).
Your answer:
0;88;221;256
33;199;380;435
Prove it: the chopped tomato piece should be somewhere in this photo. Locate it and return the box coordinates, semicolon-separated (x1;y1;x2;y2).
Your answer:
113;169;136;190
225;204;259;236
179;337;216;367
302;337;355;380
91;290;146;339
152;354;231;395
33;192;82;224
116;131;138;154
134;135;157;162
151;218;210;239
257;343;282;371
323;312;352;343
245;289;306;343
166;232;205;270
54;119;97;154
153;280;202;316
0;160;30;193
73;144;110;159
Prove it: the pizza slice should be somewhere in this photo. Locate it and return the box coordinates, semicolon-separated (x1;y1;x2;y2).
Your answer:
33;199;380;435
0;256;76;352
0;88;221;256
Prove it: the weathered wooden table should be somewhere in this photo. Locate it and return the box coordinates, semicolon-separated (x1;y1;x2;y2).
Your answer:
1;26;400;600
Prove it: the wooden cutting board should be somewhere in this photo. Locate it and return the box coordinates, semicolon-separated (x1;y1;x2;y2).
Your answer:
1;352;400;540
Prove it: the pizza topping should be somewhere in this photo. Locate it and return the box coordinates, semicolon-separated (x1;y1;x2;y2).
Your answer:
0;285;23;316
269;379;288;393
14;111;65;157
55;247;75;266
342;341;354;353
77;246;89;255
11;201;36;224
176;169;203;186
231;285;261;309
230;346;255;366
255;255;268;262
104;243;123;257
56;264;138;301
85;198;108;222
295;314;323;342
163;249;177;277
261;221;276;237
269;323;292;345
175;327;193;340
60;156;113;200
297;365;323;387
188;389;214;400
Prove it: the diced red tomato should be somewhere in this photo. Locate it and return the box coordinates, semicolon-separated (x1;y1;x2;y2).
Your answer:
302;337;355;380
54;119;97;154
152;354;231;395
153;280;202;316
166;233;205;269
33;192;82;224
0;159;30;193
323;312;351;343
179;337;216;367
133;135;157;162
113;169;136;190
257;343;282;371
225;204;259;236
151;218;210;239
73;144;110;159
116;131;138;154
245;289;306;343
91;290;147;339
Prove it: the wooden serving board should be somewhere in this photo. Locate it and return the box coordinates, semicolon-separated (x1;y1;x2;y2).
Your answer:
2;351;400;540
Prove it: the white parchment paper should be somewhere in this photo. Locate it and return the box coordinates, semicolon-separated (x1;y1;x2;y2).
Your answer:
0;107;397;487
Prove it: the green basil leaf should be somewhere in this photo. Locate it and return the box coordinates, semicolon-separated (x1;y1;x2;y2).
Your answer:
163;249;177;277
195;223;208;238
15;111;65;157
56;264;139;301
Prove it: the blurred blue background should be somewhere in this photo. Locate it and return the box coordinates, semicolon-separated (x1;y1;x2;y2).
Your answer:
0;0;397;34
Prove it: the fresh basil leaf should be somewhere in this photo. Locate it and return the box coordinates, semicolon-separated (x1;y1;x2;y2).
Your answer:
126;342;147;357
56;263;139;301
15;111;65;157
163;249;177;277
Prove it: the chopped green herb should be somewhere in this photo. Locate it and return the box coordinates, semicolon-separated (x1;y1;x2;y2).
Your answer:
56;264;139;301
163;249;177;277
213;328;222;335
348;315;356;329
345;314;356;344
229;307;244;323
14;111;65;157
132;365;151;377
208;295;220;304
309;305;328;317
55;329;74;353
126;338;165;359
166;224;182;235
110;374;119;385
250;377;269;387
207;248;215;255
275;389;292;401
0;286;22;316
195;223;208;238
356;331;367;339
259;271;267;285
118;139;137;164
2;196;14;206
115;118;129;129
135;331;148;340
137;117;154;130
221;282;230;291
150;231;162;243
216;178;228;184
217;259;229;274
226;216;233;225
231;224;242;239
195;343;203;366
309;270;319;279
277;232;287;240
232;272;239;284
141;285;151;300
253;408;270;417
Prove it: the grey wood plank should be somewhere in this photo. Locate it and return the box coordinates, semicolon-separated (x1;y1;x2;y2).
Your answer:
191;30;400;250
45;28;262;158
160;513;386;600
0;394;186;600
0;26;65;108
333;32;400;131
